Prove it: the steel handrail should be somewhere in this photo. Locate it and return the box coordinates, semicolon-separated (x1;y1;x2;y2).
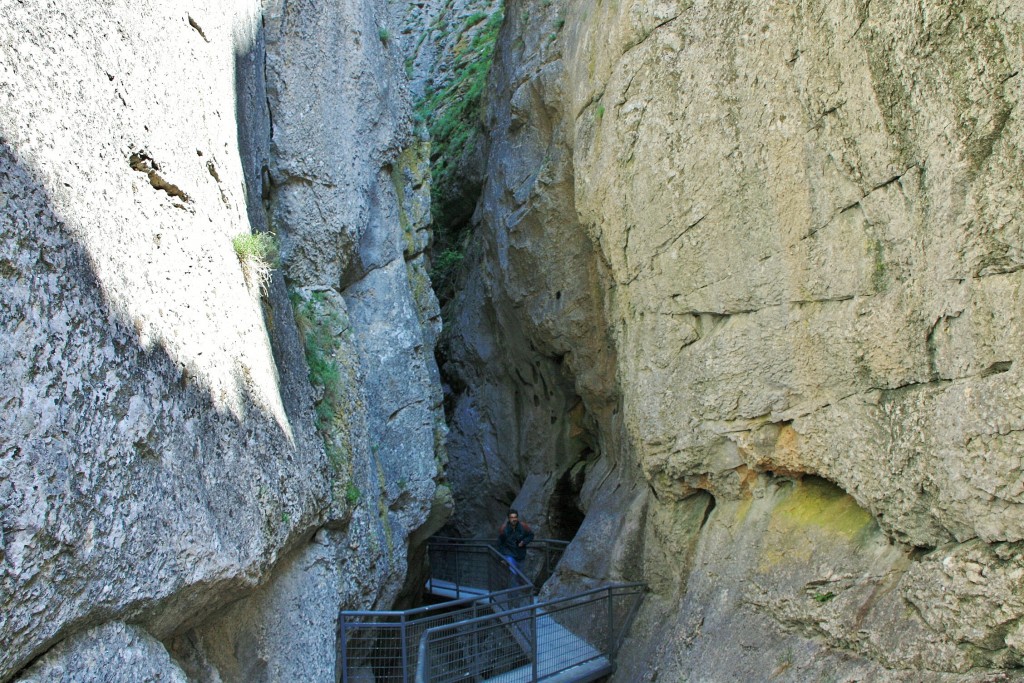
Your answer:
340;538;645;683
340;541;536;682
429;537;568;588
425;542;534;602
422;582;646;632
340;586;535;683
426;542;534;589
415;582;646;682
428;536;570;548
339;583;533;619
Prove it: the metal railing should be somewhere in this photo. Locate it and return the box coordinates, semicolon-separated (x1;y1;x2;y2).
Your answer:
339;538;644;683
415;583;647;683
428;537;569;588
426;541;534;597
340;544;533;682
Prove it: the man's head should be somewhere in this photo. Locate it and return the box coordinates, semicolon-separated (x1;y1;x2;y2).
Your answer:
507;508;519;525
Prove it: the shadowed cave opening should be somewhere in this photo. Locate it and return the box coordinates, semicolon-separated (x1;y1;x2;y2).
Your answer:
547;467;586;542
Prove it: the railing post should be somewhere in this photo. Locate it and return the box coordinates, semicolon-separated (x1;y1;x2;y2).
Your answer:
531;603;539;682
339;616;347;683
401;613;409;683
417;627;430;683
455;544;462;598
470;602;482;680
607;587;615;657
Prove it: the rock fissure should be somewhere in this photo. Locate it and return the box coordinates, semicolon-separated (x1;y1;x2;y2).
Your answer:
5;0;1024;680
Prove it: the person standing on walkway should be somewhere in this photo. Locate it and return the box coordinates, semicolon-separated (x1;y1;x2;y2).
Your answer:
497;508;534;573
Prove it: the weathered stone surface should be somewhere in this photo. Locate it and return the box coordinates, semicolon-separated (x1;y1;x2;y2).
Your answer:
443;0;1024;677
263;0;447;596
393;0;503;102
0;0;445;680
171;532;344;683
0;3;327;678
15;622;188;683
612;477;1018;682
560;0;1024;549
172;0;448;679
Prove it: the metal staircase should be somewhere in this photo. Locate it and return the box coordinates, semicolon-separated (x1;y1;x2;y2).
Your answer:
338;538;645;683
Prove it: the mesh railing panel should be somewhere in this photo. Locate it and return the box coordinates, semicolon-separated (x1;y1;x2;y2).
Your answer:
418;583;646;683
544;584;645;658
341;539;644;683
428;537;568;588
420;609;534;682
339;586;534;682
427;542;532;597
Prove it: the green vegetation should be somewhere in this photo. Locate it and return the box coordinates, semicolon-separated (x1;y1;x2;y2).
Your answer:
547;15;565;43
415;6;504;304
345;482;361;505
430;248;464;304
232;232;279;293
464;11;488;28
232;231;279;265
813;591;836;603
290;290;351;474
596;104;605;120
379;27;390;43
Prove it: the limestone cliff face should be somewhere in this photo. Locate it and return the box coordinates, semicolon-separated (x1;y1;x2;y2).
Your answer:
0;1;444;681
444;0;1024;678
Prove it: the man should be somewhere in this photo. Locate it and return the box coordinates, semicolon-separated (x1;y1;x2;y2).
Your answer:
497;508;534;572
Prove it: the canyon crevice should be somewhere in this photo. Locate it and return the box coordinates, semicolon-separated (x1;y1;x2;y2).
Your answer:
2;0;1024;681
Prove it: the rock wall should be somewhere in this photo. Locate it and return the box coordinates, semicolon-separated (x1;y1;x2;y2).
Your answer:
444;0;1024;678
0;1;444;681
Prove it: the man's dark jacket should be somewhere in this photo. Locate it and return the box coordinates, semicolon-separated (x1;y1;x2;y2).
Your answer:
497;521;534;562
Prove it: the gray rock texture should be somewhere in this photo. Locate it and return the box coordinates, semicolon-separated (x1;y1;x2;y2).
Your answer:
443;0;1024;678
259;0;448;607
15;622;188;683
393;0;503;101
0;3;325;677
0;0;444;681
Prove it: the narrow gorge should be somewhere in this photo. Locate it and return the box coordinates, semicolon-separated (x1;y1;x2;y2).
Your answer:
2;1;1023;682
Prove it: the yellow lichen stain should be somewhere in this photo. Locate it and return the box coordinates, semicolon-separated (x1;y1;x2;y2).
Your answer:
773;477;875;538
758;477;878;571
733;494;754;527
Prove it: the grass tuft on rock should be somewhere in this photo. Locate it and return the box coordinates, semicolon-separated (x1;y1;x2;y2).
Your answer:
232;232;279;294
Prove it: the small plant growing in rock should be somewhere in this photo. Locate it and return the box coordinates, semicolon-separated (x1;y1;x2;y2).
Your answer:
232;232;279;294
464;11;487;28
378;27;390;43
430;248;464;302
345;482;361;505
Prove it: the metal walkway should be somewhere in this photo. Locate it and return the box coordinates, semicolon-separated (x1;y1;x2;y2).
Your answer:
339;539;645;683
